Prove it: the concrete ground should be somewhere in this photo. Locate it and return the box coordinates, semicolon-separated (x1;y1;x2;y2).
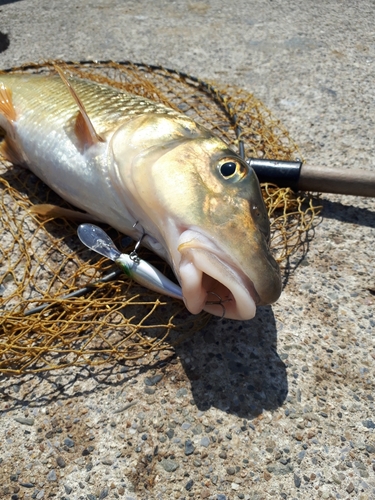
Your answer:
0;1;374;499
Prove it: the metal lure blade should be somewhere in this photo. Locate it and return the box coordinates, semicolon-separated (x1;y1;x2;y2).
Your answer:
77;224;121;261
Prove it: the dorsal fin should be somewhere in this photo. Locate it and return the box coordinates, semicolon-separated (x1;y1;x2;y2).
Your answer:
54;65;104;148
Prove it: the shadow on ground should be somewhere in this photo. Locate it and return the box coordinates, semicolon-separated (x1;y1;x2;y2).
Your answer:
0;32;10;53
0;306;288;420
0;1;23;7
174;306;288;418
321;198;375;228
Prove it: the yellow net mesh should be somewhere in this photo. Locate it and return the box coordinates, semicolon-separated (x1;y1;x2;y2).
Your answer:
0;60;321;374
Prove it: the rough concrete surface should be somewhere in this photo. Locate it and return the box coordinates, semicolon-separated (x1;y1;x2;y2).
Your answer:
0;1;374;499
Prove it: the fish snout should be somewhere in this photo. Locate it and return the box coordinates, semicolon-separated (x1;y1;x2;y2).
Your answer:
177;230;262;320
252;251;282;306
175;228;282;320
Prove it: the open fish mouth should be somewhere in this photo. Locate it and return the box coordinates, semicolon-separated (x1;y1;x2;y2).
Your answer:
177;230;259;320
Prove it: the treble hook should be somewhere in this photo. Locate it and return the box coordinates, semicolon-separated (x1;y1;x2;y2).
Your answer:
205;291;231;320
129;221;146;263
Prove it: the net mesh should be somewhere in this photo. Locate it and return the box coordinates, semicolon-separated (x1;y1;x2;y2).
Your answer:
0;60;321;374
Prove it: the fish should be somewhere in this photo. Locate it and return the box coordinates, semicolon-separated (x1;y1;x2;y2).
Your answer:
0;68;282;320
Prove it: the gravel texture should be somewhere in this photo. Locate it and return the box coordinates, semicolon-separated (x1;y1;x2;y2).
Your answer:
0;1;374;499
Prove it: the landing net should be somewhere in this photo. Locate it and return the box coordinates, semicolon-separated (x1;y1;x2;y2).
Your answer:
0;61;321;374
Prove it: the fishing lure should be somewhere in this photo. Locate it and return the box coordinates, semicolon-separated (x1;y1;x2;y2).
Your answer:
77;224;183;300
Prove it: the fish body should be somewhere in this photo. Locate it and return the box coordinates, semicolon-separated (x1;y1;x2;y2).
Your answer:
0;71;282;319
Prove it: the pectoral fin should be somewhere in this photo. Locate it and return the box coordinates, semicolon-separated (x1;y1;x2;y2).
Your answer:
30;204;103;222
0;82;16;121
0;82;26;165
54;65;104;149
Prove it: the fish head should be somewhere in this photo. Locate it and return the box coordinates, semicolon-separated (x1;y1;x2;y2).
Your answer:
110;114;281;320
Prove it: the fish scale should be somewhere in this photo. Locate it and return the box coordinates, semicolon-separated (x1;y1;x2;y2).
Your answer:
3;73;181;134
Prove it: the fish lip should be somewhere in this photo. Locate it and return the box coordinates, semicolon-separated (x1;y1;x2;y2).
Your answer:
176;228;260;320
177;229;258;297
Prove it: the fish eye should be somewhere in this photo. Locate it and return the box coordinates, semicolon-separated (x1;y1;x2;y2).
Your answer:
220;161;237;177
217;158;247;182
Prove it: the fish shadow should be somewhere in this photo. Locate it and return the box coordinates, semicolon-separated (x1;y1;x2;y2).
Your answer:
172;305;288;419
0;306;288;420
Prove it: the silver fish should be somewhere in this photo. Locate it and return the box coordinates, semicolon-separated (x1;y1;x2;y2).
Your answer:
0;69;281;319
